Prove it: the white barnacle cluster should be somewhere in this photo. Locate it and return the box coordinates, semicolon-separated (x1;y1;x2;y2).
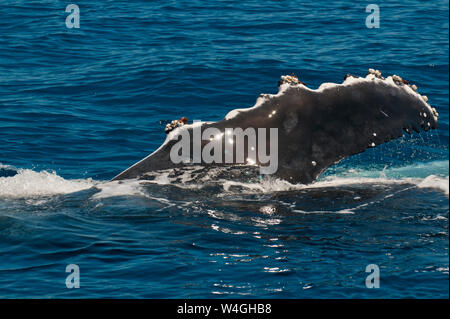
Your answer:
431;107;439;117
279;74;300;85
391;74;405;85
368;68;383;78
165;118;187;134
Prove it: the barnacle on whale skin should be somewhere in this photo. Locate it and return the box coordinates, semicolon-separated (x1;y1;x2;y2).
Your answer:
368;68;382;78
279;75;300;85
432;107;439;118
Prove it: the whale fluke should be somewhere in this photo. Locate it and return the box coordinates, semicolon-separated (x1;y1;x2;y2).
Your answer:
112;71;438;184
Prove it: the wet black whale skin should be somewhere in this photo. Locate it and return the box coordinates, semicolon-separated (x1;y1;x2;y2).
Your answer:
113;79;437;184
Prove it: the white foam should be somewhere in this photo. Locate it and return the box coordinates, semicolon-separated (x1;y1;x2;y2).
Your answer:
92;180;183;210
0;169;95;198
222;176;406;193
3;160;446;201
223;178;299;192
92;179;146;199
417;175;449;196
151;171;173;185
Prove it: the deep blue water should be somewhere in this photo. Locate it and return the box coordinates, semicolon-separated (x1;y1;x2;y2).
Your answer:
0;0;448;298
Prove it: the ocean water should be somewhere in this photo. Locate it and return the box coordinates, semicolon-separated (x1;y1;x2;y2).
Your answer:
0;0;448;298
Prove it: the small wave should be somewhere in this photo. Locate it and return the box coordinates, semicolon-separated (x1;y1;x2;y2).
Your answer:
223;175;449;196
0;168;95;198
417;175;449;196
292;208;355;215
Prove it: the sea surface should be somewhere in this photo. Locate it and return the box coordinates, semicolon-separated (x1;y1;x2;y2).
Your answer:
0;0;448;298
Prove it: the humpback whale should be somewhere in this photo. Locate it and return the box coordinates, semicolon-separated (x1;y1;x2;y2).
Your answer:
112;70;438;184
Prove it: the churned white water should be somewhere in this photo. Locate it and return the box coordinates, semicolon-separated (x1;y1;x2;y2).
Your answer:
1;161;448;199
0;168;95;198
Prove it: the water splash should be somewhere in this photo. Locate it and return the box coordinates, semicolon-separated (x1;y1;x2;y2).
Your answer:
0;168;95;198
0;160;448;199
417;175;449;196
